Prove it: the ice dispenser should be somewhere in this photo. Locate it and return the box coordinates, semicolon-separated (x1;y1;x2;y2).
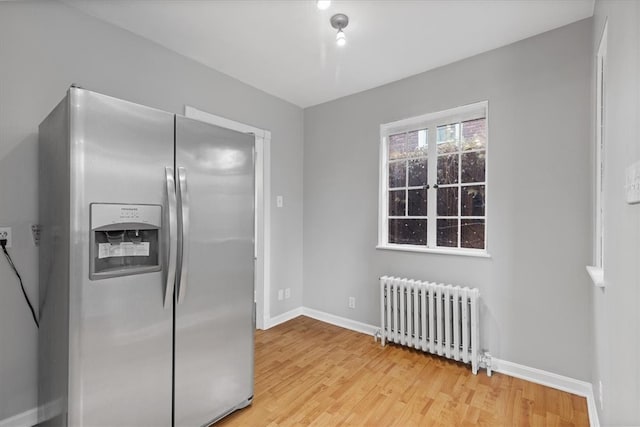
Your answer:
90;203;162;280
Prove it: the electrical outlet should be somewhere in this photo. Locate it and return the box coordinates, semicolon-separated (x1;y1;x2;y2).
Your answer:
625;161;640;204
284;288;291;299
31;224;41;247
348;297;356;309
0;227;12;248
278;289;284;301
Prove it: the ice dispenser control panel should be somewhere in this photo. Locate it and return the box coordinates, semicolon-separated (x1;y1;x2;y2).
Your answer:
90;203;162;280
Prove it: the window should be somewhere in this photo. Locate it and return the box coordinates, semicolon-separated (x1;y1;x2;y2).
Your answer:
595;22;607;270
378;102;488;255
587;21;607;288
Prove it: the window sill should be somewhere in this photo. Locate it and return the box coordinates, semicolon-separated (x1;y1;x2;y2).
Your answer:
376;244;491;258
586;265;606;288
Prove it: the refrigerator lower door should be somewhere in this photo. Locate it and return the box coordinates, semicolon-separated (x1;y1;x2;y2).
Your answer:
67;88;174;426
174;117;255;426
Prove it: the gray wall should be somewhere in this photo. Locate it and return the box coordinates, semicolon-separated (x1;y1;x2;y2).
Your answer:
591;1;640;424
5;0;632;422
0;1;303;420
304;19;593;381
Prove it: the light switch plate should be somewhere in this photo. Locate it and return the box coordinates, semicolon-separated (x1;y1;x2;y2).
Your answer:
625;161;640;204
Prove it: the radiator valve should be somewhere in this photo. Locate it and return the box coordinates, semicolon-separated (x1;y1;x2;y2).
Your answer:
481;351;493;376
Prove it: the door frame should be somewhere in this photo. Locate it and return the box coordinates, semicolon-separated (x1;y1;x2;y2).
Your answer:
184;106;271;330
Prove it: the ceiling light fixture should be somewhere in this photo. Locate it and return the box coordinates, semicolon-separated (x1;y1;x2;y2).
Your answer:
316;0;331;10
330;13;349;47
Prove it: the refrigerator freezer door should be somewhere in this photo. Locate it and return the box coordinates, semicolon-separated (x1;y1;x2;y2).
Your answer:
174;117;255;426
67;88;174;426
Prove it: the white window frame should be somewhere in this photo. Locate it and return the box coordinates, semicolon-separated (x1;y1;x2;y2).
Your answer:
587;21;607;288
377;101;489;257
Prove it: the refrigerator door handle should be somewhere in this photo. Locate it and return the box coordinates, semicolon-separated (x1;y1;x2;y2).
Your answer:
177;167;190;304
164;167;178;309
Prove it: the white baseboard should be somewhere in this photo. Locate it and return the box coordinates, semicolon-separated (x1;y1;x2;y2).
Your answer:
264;307;304;329
0;407;38;427
301;307;379;336
585;392;600;427
492;358;600;427
264;306;378;337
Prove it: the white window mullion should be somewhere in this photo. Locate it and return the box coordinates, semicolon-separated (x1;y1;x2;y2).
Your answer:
457;146;462;249
427;126;438;248
404;134;409;216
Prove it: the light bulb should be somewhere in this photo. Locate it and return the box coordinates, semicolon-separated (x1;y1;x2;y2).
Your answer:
336;29;346;46
316;0;331;10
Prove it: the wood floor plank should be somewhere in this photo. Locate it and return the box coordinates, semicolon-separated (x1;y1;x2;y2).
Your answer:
216;316;589;426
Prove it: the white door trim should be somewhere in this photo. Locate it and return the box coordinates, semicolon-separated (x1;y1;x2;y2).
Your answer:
184;105;271;329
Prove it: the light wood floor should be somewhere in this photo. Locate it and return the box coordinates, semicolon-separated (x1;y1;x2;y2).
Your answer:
217;316;589;426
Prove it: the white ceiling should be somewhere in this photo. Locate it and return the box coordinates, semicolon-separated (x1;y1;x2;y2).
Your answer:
63;0;594;108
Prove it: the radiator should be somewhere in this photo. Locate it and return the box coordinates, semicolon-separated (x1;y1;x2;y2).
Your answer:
379;276;484;375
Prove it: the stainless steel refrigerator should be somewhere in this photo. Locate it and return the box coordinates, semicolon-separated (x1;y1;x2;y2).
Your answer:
38;87;255;426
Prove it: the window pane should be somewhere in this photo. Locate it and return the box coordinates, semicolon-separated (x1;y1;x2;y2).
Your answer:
408;158;428;187
388;219;427;245
389;190;406;217
437;187;458;216
388;162;406;188
461;151;485;183
437;154;459;184
461;118;487;151
461;185;485;216
388;132;406;160
461;219;485;249
408;189;427;216
437;123;459;154
406;129;428;157
437;219;458;247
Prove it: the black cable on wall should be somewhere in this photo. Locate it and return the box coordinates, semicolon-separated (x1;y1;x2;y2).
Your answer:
1;239;39;328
